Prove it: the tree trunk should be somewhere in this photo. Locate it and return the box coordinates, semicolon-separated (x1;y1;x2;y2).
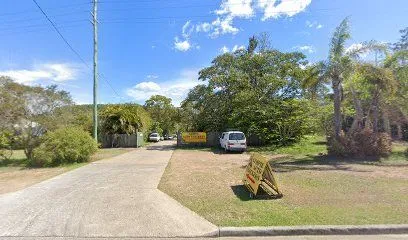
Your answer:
382;111;391;136
372;96;379;134
397;124;403;140
332;78;342;139
349;87;364;133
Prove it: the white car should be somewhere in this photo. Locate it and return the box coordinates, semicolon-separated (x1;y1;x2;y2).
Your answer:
220;131;247;152
149;133;160;142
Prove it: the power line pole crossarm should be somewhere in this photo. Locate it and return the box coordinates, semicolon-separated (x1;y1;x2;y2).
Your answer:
92;0;98;141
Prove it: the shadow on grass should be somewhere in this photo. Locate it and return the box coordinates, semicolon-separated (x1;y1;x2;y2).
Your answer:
231;185;283;201
0;158;28;168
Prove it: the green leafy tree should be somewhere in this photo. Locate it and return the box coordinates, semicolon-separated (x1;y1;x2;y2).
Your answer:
144;95;177;135
182;36;311;145
0;77;73;160
100;104;152;135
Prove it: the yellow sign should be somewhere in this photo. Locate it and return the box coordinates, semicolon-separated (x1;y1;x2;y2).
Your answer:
181;132;207;143
243;153;283;198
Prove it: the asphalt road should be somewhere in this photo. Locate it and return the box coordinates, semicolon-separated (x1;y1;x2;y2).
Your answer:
0;141;218;238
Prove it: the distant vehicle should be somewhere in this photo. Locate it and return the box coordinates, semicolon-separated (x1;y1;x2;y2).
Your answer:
220;131;247;152
149;133;160;142
160;136;164;141
164;135;173;140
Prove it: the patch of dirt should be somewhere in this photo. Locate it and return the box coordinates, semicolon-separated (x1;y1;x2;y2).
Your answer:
0;167;67;194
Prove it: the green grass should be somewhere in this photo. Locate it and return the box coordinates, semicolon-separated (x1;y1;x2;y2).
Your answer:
248;135;327;157
159;135;408;227
249;135;408;165
1;148;134;169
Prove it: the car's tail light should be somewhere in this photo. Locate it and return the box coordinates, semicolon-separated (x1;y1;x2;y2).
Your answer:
228;143;234;146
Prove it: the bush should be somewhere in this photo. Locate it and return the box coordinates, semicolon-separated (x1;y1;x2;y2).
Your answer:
327;128;392;158
0;131;13;161
30;127;98;167
405;148;408;157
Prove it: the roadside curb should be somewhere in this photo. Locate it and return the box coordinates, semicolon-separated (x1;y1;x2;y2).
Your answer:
219;224;408;237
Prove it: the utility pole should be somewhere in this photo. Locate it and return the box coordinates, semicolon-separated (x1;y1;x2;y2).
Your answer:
92;0;98;141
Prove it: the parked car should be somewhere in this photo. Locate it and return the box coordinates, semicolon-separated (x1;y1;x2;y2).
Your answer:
149;133;160;142
164;135;174;140
220;131;247;152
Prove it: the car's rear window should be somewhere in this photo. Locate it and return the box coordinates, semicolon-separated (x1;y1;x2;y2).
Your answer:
150;133;158;137
229;133;245;140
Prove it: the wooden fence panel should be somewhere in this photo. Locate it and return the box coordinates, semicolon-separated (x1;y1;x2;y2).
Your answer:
101;133;143;148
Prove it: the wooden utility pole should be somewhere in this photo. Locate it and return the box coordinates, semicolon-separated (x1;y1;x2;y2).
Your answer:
92;0;98;141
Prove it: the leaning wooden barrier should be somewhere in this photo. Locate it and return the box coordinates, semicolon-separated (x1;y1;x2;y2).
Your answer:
243;153;283;198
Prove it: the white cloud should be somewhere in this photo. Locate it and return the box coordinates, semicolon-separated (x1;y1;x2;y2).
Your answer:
133;81;161;92
174;37;191;52
306;20;323;29
146;74;158;79
195;22;212;33
182;20;194;38
220;44;245;54
220;46;230;53
345;43;370;58
258;0;312;20
126;69;201;106
293;45;315;53
215;0;254;18
210;16;239;38
232;44;245;51
0;63;78;85
179;0;312;41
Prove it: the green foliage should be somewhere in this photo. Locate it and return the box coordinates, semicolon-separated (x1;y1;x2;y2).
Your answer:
181;37;311;145
0;78;73;160
30;127;98;167
144;95;177;135
100;104;152;135
0;130;13;161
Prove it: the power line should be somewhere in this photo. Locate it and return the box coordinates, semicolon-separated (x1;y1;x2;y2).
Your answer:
0;2;91;18
32;0;90;67
30;0;123;100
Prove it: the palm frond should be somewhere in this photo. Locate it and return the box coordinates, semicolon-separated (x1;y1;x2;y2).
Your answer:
346;40;389;59
329;17;351;62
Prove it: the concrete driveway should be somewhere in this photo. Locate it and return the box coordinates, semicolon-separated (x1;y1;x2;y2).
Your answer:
0;141;218;238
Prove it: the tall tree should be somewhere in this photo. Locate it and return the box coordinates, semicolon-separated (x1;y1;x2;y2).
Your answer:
0;77;73;160
325;18;352;139
183;36;310;145
144;95;177;135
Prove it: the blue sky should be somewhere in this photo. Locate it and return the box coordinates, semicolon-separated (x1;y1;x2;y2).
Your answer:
0;0;407;106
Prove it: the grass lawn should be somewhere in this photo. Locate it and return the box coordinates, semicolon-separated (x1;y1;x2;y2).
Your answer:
0;148;135;194
158;136;408;226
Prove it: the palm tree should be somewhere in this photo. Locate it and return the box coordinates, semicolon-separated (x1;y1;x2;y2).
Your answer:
312;18;387;139
307;18;352;139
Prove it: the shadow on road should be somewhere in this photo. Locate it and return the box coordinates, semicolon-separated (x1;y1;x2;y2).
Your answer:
146;142;176;151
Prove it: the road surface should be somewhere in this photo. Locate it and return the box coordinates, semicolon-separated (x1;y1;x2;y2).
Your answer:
0;141;218;238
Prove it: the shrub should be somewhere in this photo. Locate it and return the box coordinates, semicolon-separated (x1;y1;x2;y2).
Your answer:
405;148;408;157
30;127;98;167
0;131;13;161
327;128;392;158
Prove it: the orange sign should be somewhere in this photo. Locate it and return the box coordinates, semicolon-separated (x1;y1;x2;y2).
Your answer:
181;132;206;143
